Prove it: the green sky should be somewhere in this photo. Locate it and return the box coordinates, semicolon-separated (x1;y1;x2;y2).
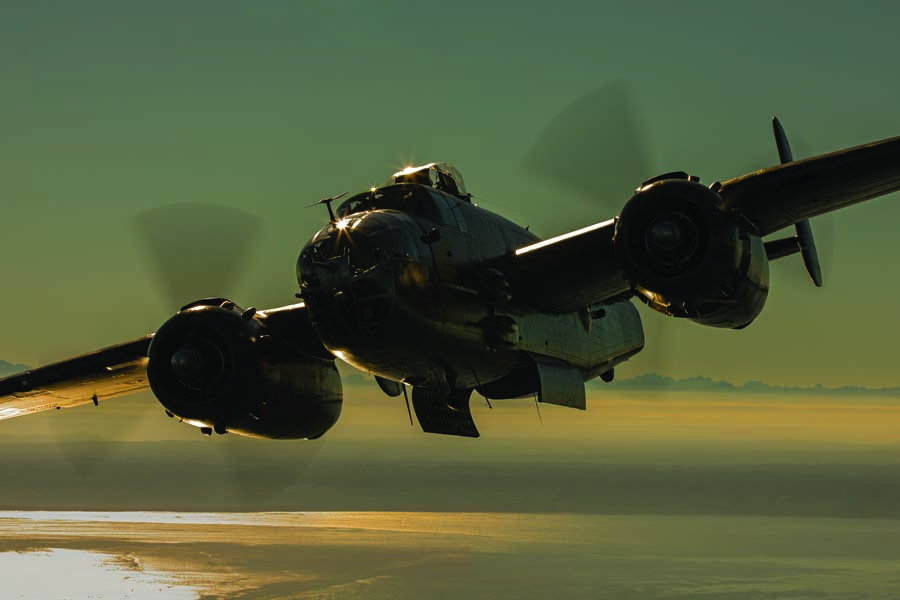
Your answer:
2;1;900;388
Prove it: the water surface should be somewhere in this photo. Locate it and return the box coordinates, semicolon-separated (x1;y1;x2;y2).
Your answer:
2;511;899;599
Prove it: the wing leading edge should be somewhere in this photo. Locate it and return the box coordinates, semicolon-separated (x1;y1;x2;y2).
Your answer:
505;218;629;314
719;134;900;237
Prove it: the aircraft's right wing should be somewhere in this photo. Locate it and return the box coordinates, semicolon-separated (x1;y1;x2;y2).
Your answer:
719;135;900;236
0;335;152;420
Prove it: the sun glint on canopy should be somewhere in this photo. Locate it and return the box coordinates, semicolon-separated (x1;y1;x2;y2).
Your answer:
388;162;469;200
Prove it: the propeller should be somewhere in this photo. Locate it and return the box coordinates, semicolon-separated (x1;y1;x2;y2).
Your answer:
133;202;263;309
132;201;323;508
42;203;267;476
520;80;671;381
522;79;655;203
41;388;151;477
767;117;898;290
518;81;881;381
740;125;835;290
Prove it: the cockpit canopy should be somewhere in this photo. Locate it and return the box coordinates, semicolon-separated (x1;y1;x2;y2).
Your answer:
387;162;469;200
335;183;469;231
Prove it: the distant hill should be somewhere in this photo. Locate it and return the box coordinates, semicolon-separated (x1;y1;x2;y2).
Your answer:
2;357;898;398
0;360;29;378
603;373;900;397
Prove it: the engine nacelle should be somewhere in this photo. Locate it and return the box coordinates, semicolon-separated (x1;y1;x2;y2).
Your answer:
614;177;769;329
147;300;342;439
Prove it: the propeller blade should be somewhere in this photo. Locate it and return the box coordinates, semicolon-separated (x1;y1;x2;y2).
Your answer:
220;436;326;510
741;131;834;289
44;204;263;478
522;80;668;385
763;118;897;289
135;201;323;506
133;202;263;309
522;79;655;204
43;389;160;476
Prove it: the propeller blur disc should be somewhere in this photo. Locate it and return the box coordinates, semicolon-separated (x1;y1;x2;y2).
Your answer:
521;80;668;382
133;202;263;309
522;79;655;204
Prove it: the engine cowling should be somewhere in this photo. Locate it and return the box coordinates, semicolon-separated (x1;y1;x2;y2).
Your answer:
147;300;342;439
614;177;769;329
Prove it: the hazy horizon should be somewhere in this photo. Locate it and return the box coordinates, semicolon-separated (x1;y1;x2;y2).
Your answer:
1;384;898;516
8;355;900;394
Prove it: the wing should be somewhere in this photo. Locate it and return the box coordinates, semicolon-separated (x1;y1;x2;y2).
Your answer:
504;134;900;313
503;219;630;314
0;302;323;423
0;335;152;420
719;135;900;236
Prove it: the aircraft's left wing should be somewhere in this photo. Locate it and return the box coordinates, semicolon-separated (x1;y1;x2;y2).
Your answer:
0;335;152;420
505;133;900;314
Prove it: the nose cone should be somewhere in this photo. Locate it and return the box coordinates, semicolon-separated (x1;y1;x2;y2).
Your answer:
168;340;226;391
171;348;200;376
649;220;681;250
644;212;700;267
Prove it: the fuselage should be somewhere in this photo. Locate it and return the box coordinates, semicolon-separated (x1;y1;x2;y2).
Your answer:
296;182;644;392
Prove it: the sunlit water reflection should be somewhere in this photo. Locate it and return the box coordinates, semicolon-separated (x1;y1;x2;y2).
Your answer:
1;511;899;599
0;547;200;599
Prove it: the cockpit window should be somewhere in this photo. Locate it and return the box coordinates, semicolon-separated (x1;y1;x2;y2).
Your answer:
336;184;443;223
388;162;470;200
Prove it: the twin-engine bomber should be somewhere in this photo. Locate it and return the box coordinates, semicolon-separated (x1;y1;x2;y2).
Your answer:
2;111;900;439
